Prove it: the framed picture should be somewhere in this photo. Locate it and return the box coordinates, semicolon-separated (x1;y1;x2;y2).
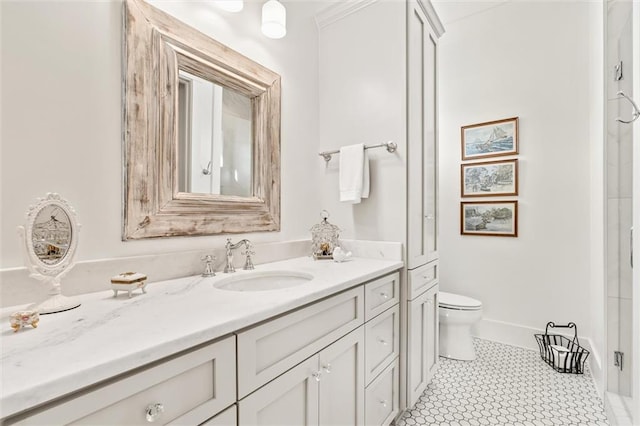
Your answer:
461;117;518;160
461;201;518;237
461;159;518;197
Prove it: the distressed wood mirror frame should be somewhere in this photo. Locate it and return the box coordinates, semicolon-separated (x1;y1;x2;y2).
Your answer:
123;0;281;240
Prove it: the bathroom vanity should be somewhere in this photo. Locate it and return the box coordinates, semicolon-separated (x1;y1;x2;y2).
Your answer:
0;256;403;425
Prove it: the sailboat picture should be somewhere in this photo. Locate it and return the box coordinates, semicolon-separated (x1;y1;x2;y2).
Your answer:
461;117;519;160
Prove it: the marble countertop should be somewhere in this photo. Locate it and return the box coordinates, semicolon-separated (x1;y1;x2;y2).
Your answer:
0;256;403;418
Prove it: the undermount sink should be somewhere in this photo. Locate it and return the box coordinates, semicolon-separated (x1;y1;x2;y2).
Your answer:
213;270;314;292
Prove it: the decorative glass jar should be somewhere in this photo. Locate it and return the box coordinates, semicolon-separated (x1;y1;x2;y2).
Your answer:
310;210;340;259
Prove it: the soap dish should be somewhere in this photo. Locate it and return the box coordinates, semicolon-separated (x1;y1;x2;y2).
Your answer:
111;272;147;298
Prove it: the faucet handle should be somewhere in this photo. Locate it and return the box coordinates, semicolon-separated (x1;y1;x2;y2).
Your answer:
201;254;216;277
242;241;255;270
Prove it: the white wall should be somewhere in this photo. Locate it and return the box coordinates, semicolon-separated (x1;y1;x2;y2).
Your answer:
435;1;603;364
317;1;407;246
0;0;321;268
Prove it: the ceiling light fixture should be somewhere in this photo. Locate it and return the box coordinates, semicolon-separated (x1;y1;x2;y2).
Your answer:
261;0;286;39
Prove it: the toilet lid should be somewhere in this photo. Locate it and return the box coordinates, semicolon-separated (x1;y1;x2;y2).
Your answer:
439;291;482;310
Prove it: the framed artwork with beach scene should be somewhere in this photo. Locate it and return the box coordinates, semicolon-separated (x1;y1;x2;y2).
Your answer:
461;200;518;237
461;159;518;197
461;117;519;160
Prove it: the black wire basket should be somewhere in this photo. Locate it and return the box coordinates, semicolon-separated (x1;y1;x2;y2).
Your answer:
534;322;590;374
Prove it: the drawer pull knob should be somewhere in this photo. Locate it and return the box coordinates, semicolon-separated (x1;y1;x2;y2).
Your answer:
380;292;389;300
380;399;388;408
145;403;164;422
322;363;332;374
378;338;388;346
312;371;322;382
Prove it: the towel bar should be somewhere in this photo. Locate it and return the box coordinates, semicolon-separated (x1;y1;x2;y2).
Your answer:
319;141;397;162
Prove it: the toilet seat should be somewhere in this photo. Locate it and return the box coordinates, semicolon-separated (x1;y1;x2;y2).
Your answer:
439;291;482;311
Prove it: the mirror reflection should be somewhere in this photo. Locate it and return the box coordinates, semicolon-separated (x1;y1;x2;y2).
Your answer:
31;205;72;265
177;70;253;197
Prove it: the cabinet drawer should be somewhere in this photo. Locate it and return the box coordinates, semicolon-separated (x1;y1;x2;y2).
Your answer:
237;286;364;398
408;260;438;300
12;336;236;426
365;358;399;426
365;305;399;384
364;272;399;321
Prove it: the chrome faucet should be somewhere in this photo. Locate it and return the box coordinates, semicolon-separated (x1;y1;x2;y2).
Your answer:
224;239;254;273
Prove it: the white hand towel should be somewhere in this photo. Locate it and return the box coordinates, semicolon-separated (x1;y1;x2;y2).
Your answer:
339;144;370;204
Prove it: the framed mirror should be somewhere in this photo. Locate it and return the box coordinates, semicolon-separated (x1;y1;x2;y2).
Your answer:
123;0;281;240
18;193;81;313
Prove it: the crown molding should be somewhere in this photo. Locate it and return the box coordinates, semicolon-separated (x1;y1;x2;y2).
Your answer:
314;0;379;30
417;0;445;37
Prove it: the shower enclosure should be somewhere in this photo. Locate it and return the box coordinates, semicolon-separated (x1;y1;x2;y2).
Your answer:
605;1;639;423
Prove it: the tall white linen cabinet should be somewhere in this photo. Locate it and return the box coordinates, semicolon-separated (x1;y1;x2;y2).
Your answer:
317;0;444;417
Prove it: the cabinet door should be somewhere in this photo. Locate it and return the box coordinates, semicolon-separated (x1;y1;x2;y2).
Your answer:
406;283;439;407
318;328;365;426
239;356;319;426
424;285;439;382
407;0;439;269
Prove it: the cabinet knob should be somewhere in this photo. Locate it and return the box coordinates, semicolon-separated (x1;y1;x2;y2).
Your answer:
380;292;389;300
425;215;434;220
145;403;164;422
312;371;322;382
379;399;388;408
322;363;332;374
377;337;388;346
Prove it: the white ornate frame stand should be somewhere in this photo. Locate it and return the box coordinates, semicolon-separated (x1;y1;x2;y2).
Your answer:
17;193;81;314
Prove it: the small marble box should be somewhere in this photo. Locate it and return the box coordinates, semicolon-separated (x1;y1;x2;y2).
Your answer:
111;272;147;298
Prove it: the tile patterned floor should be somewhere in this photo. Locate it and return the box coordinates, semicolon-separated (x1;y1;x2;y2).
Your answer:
395;339;609;426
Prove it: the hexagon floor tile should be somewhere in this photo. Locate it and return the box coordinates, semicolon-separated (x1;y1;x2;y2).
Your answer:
395;339;608;426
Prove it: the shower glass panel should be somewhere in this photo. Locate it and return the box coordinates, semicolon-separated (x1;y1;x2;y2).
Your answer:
605;0;636;422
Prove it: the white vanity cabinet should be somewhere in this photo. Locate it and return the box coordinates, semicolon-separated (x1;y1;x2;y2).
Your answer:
238;272;400;426
7;335;237;426
2;266;404;426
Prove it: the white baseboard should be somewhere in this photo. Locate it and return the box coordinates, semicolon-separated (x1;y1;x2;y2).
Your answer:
585;336;605;397
473;318;542;351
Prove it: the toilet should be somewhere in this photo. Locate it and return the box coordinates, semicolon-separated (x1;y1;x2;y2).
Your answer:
439;291;483;361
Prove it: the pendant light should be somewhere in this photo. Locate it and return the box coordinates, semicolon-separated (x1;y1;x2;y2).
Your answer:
262;0;286;39
215;0;243;13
